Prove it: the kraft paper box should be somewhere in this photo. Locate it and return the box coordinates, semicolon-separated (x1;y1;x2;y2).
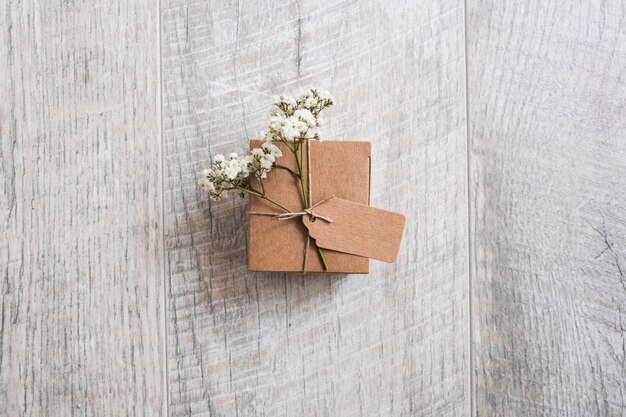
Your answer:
247;140;371;273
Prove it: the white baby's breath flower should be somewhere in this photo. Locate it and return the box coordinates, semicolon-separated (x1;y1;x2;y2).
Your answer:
259;131;271;142
294;109;316;127
281;124;299;141
199;176;215;193
292;88;334;119
273;108;286;117
304;97;318;108
260;157;273;170
262;88;334;144
200;151;260;200
240;158;252;176
224;163;241;180
269;115;286;132
272;94;297;110
261;142;282;157
284;95;297;107
317;89;334;103
248;143;283;180
294;120;308;133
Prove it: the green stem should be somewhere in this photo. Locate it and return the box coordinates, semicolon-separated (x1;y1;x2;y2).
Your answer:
274;164;300;178
293;143;308;209
300;143;307;207
294;142;328;272
246;186;264;196
263;195;291;213
317;246;329;271
238;187;292;213
278;139;295;154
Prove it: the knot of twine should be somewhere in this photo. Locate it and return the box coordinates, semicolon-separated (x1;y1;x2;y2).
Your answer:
248;140;328;273
254;195;334;223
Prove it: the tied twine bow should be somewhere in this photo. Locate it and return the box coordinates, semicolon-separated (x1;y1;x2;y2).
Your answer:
267;195;334;223
248;140;332;272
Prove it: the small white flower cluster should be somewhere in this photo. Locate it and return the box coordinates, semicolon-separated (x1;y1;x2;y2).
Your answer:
199;88;333;202
249;142;283;180
260;88;334;143
199;142;283;200
199;153;250;200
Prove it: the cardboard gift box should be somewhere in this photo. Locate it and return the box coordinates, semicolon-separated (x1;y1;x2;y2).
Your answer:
247;140;371;273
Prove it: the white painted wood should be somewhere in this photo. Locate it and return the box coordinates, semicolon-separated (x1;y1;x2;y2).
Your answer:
161;0;469;415
467;0;626;415
0;1;164;415
10;0;622;414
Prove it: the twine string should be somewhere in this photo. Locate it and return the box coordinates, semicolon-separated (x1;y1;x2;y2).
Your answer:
247;194;334;220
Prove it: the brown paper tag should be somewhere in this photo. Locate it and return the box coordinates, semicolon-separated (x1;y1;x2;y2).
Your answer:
302;197;406;263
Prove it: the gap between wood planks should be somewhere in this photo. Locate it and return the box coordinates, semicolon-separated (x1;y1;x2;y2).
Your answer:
157;0;170;414
462;0;475;415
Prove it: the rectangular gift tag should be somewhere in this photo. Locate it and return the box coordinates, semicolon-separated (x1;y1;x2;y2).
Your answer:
302;197;406;262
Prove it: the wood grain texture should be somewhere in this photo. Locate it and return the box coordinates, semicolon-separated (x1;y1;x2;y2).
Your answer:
467;1;626;415
0;1;164;415
161;0;468;415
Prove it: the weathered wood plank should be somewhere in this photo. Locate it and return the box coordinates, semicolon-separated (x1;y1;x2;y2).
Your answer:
162;0;468;415
0;1;164;415
468;1;626;415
